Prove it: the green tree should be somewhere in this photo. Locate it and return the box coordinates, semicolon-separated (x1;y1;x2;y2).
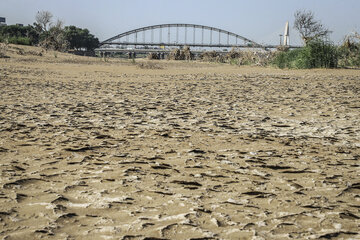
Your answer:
0;24;40;45
0;11;99;52
64;26;99;51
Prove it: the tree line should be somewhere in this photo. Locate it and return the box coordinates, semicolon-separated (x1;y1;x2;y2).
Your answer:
0;11;99;51
1;10;359;68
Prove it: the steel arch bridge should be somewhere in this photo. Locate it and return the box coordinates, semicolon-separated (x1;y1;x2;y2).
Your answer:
100;23;264;49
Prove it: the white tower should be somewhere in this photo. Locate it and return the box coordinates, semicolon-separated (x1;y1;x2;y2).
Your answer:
283;21;289;46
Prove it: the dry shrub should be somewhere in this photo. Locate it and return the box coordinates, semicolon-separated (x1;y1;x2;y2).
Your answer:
9;46;43;57
168;46;194;60
182;46;193;60
253;51;276;66
216;55;226;63
237;51;256;65
17;48;25;55
200;48;274;66
40;20;68;52
338;32;360;67
200;51;220;62
199;51;226;63
40;37;68;52
276;45;290;52
147;52;160;60
235;50;275;66
28;50;43;56
168;48;183;60
0;42;8;58
226;48;242;59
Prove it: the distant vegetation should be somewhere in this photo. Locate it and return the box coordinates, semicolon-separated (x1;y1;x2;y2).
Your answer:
0;11;99;52
151;9;359;69
1;10;359;68
63;26;99;51
0;25;39;45
272;10;360;69
274;42;360;69
196;49;273;67
273;40;339;69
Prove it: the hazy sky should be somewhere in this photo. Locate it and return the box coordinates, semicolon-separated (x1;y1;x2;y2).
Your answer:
1;0;360;45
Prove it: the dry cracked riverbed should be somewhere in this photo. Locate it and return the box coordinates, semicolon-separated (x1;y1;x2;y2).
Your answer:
0;46;360;239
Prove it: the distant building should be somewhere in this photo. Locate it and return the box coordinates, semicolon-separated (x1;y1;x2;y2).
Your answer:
16;23;24;27
0;17;6;26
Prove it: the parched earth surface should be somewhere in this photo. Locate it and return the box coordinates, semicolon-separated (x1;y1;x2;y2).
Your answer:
0;45;360;239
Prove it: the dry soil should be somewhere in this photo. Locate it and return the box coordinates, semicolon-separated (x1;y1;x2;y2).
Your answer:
0;45;359;239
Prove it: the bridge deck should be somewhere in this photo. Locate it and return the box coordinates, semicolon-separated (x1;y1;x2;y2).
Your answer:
101;42;268;48
95;45;300;55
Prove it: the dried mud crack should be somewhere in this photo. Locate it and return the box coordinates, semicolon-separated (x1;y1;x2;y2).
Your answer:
0;45;359;239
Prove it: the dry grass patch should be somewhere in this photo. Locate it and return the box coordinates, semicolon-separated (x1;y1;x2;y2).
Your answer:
136;61;163;69
0;42;9;58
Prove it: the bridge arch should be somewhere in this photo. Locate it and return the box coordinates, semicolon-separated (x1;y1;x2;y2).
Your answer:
100;23;263;48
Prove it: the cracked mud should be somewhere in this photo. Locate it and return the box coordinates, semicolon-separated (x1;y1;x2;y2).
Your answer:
0;46;359;239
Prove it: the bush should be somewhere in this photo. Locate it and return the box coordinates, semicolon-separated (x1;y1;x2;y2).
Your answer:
0;25;39;45
39;21;69;51
168;47;193;60
201;49;274;66
63;26;99;51
273;40;338;69
200;51;222;62
136;61;163;69
0;35;31;45
338;42;360;68
7;36;31;45
147;52;161;60
0;42;8;58
273;48;301;69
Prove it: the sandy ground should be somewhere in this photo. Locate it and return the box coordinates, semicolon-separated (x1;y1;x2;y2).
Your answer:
0;45;359;239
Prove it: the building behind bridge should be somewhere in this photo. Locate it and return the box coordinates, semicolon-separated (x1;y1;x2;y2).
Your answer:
0;17;6;26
